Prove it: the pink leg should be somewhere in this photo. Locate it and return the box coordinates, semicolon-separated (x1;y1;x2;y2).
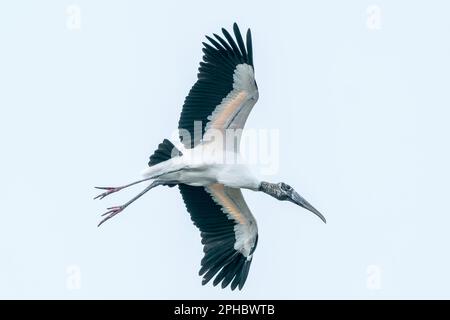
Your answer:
97;180;170;227
93;177;154;200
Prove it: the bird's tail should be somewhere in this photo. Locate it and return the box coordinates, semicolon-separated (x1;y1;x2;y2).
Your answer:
140;139;183;178
148;139;182;167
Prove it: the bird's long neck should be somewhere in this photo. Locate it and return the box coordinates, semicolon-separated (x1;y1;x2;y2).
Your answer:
259;181;282;199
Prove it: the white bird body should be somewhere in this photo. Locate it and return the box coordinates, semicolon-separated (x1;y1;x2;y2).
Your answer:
141;143;261;190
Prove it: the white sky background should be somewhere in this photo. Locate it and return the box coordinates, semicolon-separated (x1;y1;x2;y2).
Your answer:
0;0;449;299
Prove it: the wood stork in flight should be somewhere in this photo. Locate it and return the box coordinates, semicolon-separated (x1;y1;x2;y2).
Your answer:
95;23;325;290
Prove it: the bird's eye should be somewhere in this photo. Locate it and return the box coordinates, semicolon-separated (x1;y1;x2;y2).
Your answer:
281;183;292;192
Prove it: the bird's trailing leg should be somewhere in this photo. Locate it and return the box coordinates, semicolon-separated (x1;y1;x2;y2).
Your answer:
94;177;155;200
97;180;172;227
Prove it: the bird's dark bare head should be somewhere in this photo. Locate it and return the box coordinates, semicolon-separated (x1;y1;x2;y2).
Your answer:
259;182;326;223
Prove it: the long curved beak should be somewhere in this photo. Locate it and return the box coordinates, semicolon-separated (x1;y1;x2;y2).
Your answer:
289;191;326;224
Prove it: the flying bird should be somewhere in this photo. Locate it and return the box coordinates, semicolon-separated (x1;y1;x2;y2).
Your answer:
95;23;326;290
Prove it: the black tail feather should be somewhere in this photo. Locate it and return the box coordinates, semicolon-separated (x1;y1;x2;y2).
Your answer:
148;139;182;167
148;139;182;187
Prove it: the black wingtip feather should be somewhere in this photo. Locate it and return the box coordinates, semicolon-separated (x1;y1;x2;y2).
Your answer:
205;35;225;52
246;29;253;67
212;33;234;54
213;256;237;287
233;23;248;63
221;255;245;289
238;260;252;290
221;28;242;63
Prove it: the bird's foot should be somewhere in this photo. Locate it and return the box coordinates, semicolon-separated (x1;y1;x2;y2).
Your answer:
98;205;126;227
94;186;123;200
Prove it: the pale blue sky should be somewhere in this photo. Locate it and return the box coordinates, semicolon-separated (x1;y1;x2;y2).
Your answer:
1;0;449;299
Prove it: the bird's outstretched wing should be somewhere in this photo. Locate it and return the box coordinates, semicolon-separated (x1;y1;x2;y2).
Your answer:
179;183;258;290
178;23;259;149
